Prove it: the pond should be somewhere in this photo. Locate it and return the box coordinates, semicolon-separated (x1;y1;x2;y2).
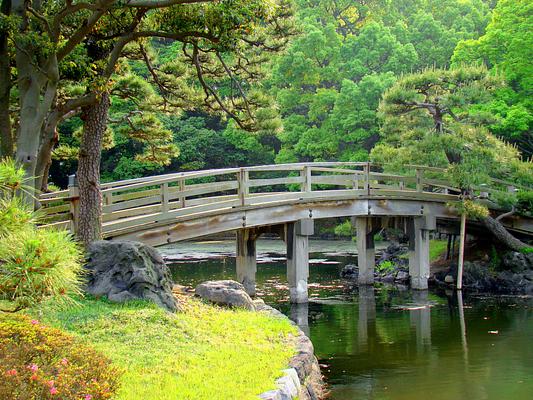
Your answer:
160;240;533;400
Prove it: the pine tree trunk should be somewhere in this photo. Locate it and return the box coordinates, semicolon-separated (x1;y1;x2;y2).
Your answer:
482;215;532;252
77;92;110;247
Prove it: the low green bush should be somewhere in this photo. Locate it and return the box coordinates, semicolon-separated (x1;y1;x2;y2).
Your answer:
0;314;121;400
0;229;84;311
0;158;84;312
377;260;395;273
334;220;354;237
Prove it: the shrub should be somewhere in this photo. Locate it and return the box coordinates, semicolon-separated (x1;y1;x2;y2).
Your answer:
0;159;84;311
517;190;533;217
377;260;395;273
334;220;354;237
0;314;121;400
0;229;84;311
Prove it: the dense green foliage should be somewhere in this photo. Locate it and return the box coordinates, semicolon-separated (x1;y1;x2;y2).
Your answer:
37;296;297;400
452;0;533;157
0;160;83;311
0;314;120;399
32;0;529;206
370;65;533;216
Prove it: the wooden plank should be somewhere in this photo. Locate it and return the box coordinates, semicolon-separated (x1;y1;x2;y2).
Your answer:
40;203;70;215
248;176;303;188
416;168;423;192
175;181;238;199
112;188;161;203
41;213;72;223
244;161;367;173
103;198;242;234
311;175;353;186
301;166;312;192
104;194;162;213
38;220;71;230
161;183;169;213
103;203;163;222
310;167;364;174
369;172;417;183
39;190;69;200
179;179;185;208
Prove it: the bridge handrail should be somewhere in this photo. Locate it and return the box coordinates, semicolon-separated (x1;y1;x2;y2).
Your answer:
37;162;530;234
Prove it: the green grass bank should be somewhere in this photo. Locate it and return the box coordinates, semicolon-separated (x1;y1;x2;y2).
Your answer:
34;297;297;400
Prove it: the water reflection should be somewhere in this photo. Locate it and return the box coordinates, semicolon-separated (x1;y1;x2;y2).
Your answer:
358;286;376;349
409;290;431;351
161;240;533;400
290;302;310;336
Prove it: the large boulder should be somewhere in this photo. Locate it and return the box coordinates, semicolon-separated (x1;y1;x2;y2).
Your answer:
85;241;179;312
195;280;255;310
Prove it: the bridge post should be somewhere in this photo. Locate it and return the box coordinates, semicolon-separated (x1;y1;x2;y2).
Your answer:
356;216;375;285
287;219;314;303
407;216;436;290
236;228;257;296
236;229;257;296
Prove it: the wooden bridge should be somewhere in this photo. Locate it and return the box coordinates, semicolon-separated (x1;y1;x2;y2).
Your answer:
39;162;533;302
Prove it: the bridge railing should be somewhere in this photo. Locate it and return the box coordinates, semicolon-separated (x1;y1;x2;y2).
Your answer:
38;162;527;236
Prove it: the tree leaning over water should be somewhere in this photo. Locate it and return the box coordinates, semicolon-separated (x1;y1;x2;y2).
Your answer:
371;65;533;251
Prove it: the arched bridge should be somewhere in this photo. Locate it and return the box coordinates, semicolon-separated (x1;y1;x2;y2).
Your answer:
40;162;533;302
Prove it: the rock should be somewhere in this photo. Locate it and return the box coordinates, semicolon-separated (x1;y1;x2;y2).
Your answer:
85;240;178;312
395;271;409;282
195;280;255;310
340;264;358;279
501;251;533;272
382;274;395;283
523;270;533;281
444;275;455;284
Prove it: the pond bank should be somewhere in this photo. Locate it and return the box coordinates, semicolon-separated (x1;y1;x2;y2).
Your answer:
255;299;324;400
161;239;533;399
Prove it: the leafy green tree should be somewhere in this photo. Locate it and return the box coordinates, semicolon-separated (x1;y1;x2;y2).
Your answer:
269;0;491;164
452;0;532;156
0;0;295;246
371;66;532;251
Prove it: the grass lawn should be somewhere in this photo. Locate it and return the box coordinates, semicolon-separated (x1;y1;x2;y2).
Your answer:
34;297;297;400
396;239;447;263
430;239;448;262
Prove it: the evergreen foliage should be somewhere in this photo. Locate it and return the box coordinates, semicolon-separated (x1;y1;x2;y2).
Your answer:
0;160;83;312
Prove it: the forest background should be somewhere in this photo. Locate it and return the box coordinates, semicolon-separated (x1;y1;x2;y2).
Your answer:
46;0;530;185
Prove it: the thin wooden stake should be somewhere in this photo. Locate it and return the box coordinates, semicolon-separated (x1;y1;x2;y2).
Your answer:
457;213;467;290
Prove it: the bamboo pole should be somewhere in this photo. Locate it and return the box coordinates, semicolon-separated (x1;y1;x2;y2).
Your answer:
457;213;467;290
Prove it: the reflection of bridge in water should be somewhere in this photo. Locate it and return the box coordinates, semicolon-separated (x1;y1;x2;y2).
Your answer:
40;162;533;303
288;288;465;355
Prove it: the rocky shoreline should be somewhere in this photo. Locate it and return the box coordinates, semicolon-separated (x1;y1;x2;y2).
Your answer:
255;300;325;400
339;242;533;295
434;251;533;294
192;280;325;399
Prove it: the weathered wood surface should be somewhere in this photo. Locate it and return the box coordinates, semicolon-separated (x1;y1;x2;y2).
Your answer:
38;162;533;244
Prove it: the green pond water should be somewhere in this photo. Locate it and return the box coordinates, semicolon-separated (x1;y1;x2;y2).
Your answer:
160;240;533;400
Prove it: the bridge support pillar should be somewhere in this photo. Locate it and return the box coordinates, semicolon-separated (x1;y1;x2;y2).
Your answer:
408;216;435;290
356;217;375;285
236;229;257;296
287;219;314;303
